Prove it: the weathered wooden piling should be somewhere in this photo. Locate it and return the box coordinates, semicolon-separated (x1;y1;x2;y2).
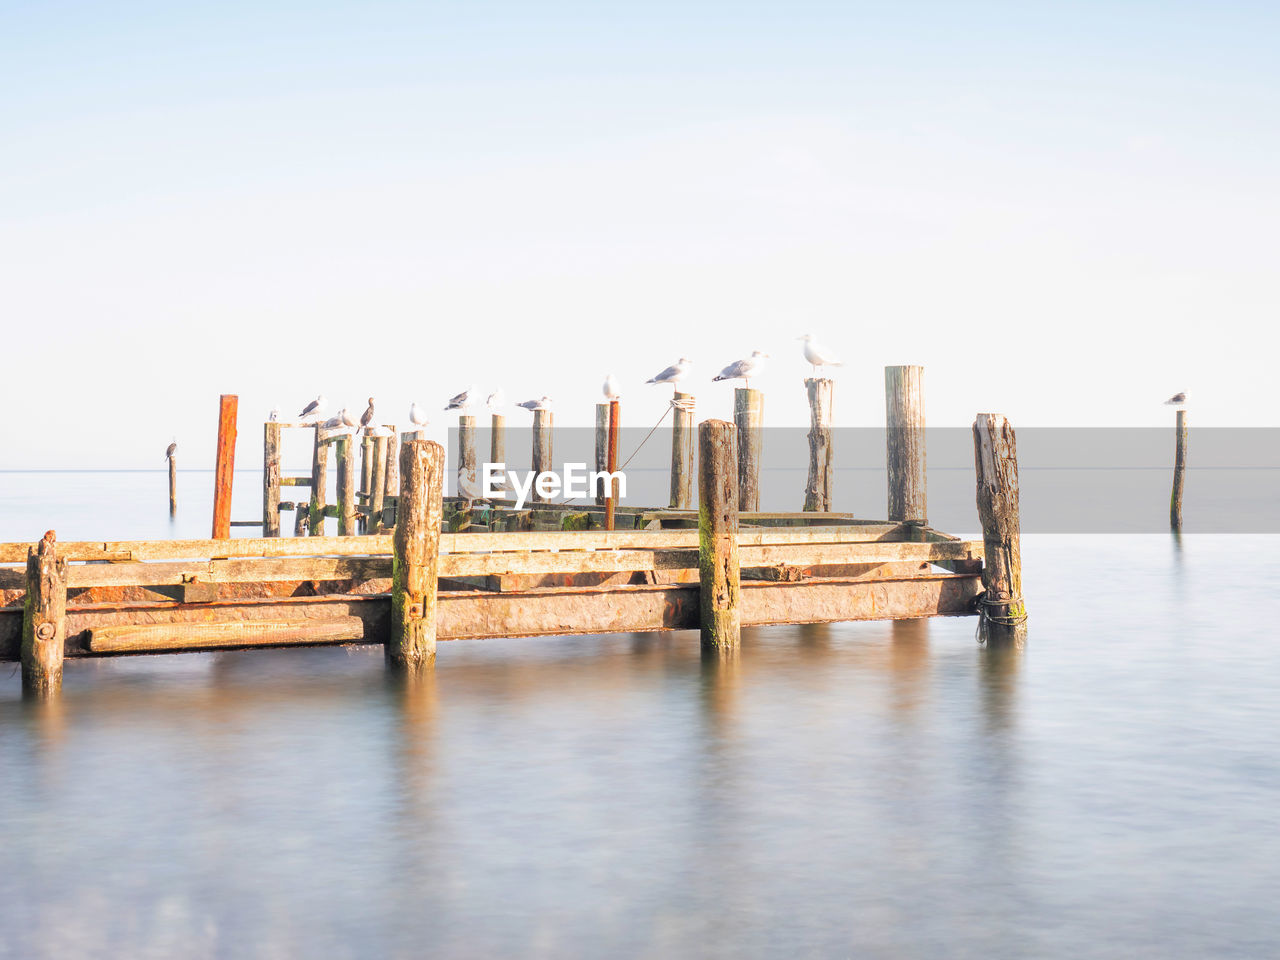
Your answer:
167;453;178;516
308;428;328;537
458;415;477;499
733;388;763;512
698;420;740;649
605;399;621;531
359;436;374;533
335;436;357;536
885;365;926;523
381;433;401;531
369;435;389;532
531;409;553;503
263;422;282;536
669;392;695;509
212;394;238;539
390;439;445;669
594;404;610;506
21;531;66;697
804;378;834;512
973;413;1027;647
490;413;505;471
292;501;309;536
1170;409;1187;532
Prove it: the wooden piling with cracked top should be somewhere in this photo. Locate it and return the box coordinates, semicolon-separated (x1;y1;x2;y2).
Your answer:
886;365;925;523
973;413;1027;647
698;420;740;649
733;388;763;512
804;378;833;512
22;531;66;697
670;392;694;509
390;439;444;668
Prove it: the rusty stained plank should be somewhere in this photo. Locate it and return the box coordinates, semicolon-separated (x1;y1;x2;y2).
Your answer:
0;573;980;660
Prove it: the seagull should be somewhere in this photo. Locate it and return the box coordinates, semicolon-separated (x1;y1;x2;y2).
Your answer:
1163;392;1187;406
445;385;478;411
647;357;692;389
164;441;177;461
713;351;770;389
487;388;505;411
299;394;326;419
603;373;621;401
516;397;554;412
797;334;842;375
359;397;376;430
268;407;280;422
457;466;490;505
409;402;429;430
341;408;359;429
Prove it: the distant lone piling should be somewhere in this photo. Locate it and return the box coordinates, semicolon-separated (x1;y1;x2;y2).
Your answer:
698;420;740;650
804;378;834;512
669;392;694;509
1170;409;1188;532
885;366;925;524
973;413;1028;647
733;388;763;512
532;409;553;503
263;421;281;536
212;394;238;539
390;439;444;670
21;530;67;698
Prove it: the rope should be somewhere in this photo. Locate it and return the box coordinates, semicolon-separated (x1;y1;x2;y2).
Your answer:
555;401;679;505
975;592;1028;643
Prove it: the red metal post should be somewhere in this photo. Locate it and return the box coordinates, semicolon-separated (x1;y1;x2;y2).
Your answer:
212;394;238;539
605;399;620;531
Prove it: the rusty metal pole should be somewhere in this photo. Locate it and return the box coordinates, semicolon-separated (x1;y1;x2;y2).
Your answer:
604;399;620;530
212;394;238;539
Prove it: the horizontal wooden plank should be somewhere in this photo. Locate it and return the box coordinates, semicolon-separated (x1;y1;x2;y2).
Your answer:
89;617;367;653
280;477;313;487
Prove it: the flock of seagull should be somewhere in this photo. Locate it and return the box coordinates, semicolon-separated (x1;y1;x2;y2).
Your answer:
275;334;845;435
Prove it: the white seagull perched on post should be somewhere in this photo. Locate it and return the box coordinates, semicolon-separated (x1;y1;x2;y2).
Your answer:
268;407;280;422
1163;392;1187;407
713;351;770;389
516;397;554;412
487;388;505;412
444;385;478;411
409;402;429;431
646;357;692;390
603;373;621;401
299;394;326;420
797;334;842;375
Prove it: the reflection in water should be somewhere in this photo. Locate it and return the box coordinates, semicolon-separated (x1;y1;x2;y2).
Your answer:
2;536;1278;957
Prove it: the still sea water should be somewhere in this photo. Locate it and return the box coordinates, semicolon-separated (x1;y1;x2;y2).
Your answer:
2;473;1278;958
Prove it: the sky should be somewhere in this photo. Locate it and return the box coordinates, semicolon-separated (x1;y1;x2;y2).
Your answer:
2;0;1278;468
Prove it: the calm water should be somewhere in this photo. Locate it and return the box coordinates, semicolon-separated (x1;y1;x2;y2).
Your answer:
2;476;1279;958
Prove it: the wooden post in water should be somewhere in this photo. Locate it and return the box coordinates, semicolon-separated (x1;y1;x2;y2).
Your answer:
885;365;926;523
335;435;357;536
698;420;740;650
973;413;1028;647
594;404;610;506
605;399;620;530
669;392;695;509
390;439;444;669
733;388;763;512
359;436;374;533
292;501;309;536
490;413;505;471
1170;409;1188;531
804;378;834;512
458;415;477;499
263;421;282;537
531;409;553;503
212;394;238;539
167;450;178;516
369;435;389;533
22;531;67;697
381;432;401;531
308;427;328;536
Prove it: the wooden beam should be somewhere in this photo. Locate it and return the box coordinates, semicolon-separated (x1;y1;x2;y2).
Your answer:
531;409;553;503
974;413;1027;647
1171;408;1187;531
669;391;694;509
733;388;763;512
699;418;740;648
804;377;834;512
263;421;282;536
885;365;926;523
21;531;66;696
390;438;444;668
89;616;366;653
309;426;328;536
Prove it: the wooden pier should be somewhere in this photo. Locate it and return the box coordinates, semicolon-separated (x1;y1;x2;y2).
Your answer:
1;366;1027;695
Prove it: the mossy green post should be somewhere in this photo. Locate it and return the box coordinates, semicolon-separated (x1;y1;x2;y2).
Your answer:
698;419;740;649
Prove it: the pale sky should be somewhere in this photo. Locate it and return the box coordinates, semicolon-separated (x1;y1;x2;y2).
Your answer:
3;1;1277;468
